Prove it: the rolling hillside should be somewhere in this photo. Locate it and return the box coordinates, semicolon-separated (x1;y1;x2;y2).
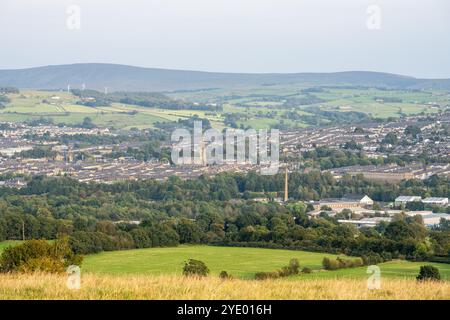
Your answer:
1;63;450;92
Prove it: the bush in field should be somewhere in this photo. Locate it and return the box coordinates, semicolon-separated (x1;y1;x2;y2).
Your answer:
362;253;384;265
255;271;280;280
183;259;209;277
18;257;66;273
302;267;313;274
416;265;441;281
0;238;82;273
322;257;363;270
322;257;340;270
337;257;363;268
256;258;301;280
219;271;232;279
279;258;300;277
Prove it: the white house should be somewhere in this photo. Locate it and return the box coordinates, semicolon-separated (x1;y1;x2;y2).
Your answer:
359;195;374;206
394;196;422;207
422;197;449;206
342;194;374;206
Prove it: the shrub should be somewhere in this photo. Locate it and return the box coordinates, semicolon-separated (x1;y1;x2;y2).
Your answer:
416;265;441;281
256;258;301;280
183;259;209;277
255;271;280;280
337;257;363;268
362;253;384;266
219;271;232;279
302;267;313;274
279;258;300;277
0;238;82;273
288;258;300;274
18;257;65;273
323;257;363;270
322;257;340;270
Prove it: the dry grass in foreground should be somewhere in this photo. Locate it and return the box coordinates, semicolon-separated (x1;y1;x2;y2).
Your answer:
0;273;449;300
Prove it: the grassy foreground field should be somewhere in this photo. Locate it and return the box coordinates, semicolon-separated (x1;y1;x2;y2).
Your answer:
0;273;448;300
1;243;450;299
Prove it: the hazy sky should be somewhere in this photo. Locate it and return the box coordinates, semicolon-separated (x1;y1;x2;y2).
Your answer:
1;0;450;78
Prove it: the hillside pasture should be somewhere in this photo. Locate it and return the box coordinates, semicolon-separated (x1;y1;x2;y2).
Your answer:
81;245;450;280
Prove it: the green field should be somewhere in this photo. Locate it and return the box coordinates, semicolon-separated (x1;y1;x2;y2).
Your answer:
82;245;344;278
0;91;209;130
0;240;22;252
81;245;450;280
1;87;447;130
1;242;449;280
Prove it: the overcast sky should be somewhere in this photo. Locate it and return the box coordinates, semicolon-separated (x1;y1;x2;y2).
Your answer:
1;0;449;78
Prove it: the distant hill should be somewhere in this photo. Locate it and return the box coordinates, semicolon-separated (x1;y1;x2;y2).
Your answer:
0;63;449;92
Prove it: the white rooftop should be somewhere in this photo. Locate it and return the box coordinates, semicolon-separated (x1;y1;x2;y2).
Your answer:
395;196;421;202
422;197;448;202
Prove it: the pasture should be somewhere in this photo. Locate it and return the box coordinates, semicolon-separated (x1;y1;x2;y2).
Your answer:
1;242;449;299
1;243;449;280
81;245;450;280
1;87;447;130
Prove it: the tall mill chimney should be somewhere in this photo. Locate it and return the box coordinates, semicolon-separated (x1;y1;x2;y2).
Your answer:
284;166;288;202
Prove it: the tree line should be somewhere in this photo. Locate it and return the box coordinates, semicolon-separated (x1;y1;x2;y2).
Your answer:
0;172;448;262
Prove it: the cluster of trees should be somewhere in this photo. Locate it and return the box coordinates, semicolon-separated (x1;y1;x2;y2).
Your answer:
404;125;422;138
223;113;246;129
0;87;19;95
106;141;171;162
72;89;220;111
322;257;364;270
298;146;450;170
2;170;449;204
155;115;212;132
0;238;82;273
254;258;300;280
302;147;379;170
25;117;55;127
0;87;18;108
78;117;96;129
300;146;444;170
17;147;56;159
381;132;399;145
0;173;448;261
0;95;10;109
282;94;326;107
